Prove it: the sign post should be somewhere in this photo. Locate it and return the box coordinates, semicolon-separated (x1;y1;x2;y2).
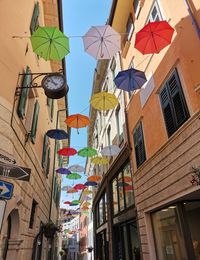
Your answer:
0;180;14;200
0;163;31;181
0;200;6;233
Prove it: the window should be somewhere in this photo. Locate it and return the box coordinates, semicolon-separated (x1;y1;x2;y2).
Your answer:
107;126;111;146
147;0;163;23
159;69;189;137
96;193;107;227
126;15;134;41
133;121;146;167
29;199;37;229
30;100;40;143
30;2;39;34
133;0;141;18
115;106;124;142
41;134;51;176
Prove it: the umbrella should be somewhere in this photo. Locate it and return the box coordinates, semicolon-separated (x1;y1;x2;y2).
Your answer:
82;25;121;60
56;168;71;175
114;68;147;92
134;21;174;54
69;203;79;206
71;200;80;204
46;129;69;140
91;156;109;165
65;114;90;133
83;189;92;195
82;195;92;200
68;164;85;172
73;184;87;190
124;185;134;191
82;202;91;206
84;181;97;187
58;147;77;156
67;188;78;194
87;175;101;182
118;182;129;187
90;92;119;111
61;185;72;191
66;173;82;180
81;205;89;210
78;147;97;157
30;26;70;60
100;145;121;156
119;176;132;182
64;201;71;205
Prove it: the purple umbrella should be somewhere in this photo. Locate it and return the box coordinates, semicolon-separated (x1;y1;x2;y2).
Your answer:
114;68;147;92
84;181;97;187
46;129;69;140
56;168;71;175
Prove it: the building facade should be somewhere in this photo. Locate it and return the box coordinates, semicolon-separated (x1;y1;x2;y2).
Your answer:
0;0;68;259
110;0;200;259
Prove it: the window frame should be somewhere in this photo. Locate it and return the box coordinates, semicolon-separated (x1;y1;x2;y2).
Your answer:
133;121;146;168
146;0;163;23
29;199;38;229
126;15;135;41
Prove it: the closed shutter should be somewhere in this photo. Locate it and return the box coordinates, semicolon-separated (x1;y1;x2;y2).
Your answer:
46;147;51;176
17;67;31;119
30;2;39;34
133;122;146;167
50;99;54;120
30;100;40;143
41;134;48;168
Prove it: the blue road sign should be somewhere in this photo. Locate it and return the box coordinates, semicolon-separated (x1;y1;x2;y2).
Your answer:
0;180;14;200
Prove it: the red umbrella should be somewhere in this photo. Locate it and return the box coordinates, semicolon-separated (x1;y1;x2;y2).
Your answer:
64;201;71;205
58;147;77;156
124;185;134;191
73;184;87;190
134;21;174;54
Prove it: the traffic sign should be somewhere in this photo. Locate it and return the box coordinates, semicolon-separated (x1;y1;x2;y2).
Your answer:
0;180;14;200
0;150;16;165
0;200;6;232
0;163;31;181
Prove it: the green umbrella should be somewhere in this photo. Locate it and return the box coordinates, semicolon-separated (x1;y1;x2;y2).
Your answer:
66;173;81;180
30;26;70;61
71;200;80;204
78;147;97;157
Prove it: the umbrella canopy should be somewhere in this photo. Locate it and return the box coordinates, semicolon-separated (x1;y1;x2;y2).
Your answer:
91;156;109;165
82;189;92;195
30;26;70;60
84;181;97;187
61;185;72;191
65;114;90;130
46;129;69;140
100;145;121;156
66;173;82;180
56;168;71;175
73;184;87;190
82;25;121;60
119;176;132;182
134;21;174;54
71;200;80;204
82;195;92;200
90;92;119;111
118;182;129;187
81;205;89;210
87;175;101;182
67;188;78;194
64;201;71;205
82;201;91;206
124;185;134;191
78;147;97;157
68;164;85;172
114;68;147;92
70;203;79;206
58;147;77;156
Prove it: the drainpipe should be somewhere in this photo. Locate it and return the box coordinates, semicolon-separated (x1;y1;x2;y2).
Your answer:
184;0;200;39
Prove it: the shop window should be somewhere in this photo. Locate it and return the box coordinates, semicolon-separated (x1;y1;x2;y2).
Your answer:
133;121;146;167
147;0;163;23
30;2;39;34
159;69;190;137
29;199;38;229
126;15;135;41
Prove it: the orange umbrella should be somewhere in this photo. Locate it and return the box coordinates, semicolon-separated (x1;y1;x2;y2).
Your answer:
65;114;90;133
67;188;78;194
81;205;89;210
87;175;101;182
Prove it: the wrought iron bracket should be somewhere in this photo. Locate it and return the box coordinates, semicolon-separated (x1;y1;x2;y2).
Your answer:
15;70;64;96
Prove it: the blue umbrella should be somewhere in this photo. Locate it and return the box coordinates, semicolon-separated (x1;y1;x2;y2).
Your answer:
56;168;71;175
46;129;69;140
114;68;147;92
84;181;97;187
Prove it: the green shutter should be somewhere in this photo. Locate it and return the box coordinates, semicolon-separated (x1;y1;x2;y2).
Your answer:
42;134;48;168
46;147;51;176
50;99;54;120
30;2;39;34
17;67;31;119
30;100;40;143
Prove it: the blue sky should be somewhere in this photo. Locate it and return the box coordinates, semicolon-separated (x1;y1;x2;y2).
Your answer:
60;0;112;208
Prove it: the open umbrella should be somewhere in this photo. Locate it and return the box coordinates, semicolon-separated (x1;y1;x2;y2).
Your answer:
100;145;121;156
81;205;89;210
82;195;92;201
68;165;85;172
82;201;91;207
87;175;101;182
78;147;97;157
58;147;77;156
71;200;80;204
83;189;92;195
30;26;70;60
124;185;134;191
84;181;97;187
134;21;174;54
67;188;78;194
118;182;129;187
73;184;87;190
91;156;109;165
66;173;82;180
64;201;71;205
90;92;118;111
114;68;147;92
82;25;121;60
56;168;71;175
65;114;90;133
46;129;69;140
119;176;132;182
61;185;72;191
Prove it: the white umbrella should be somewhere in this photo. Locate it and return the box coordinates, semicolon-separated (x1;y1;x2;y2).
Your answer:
68;164;85;172
100;145;121;156
82;25;121;60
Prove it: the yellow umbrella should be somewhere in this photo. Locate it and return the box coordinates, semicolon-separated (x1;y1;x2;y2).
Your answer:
83;189;92;195
67;188;78;194
82;202;91;207
91;156;109;165
90;92;119;111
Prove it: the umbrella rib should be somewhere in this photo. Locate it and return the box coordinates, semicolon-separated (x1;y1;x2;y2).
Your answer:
92;26;103;38
53;40;70;52
40;27;53;38
102;41;111;59
104;38;121;50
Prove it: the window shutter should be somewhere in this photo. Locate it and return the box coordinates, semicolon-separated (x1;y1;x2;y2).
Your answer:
50;99;54;120
46;147;51;176
41;134;48;168
30;2;39;34
134;122;146;167
168;71;189;128
30;100;40;143
17;67;31;119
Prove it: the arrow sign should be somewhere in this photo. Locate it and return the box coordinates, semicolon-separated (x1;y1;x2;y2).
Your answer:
0;151;16;165
0;200;6;232
0;163;31;182
0;180;14;200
